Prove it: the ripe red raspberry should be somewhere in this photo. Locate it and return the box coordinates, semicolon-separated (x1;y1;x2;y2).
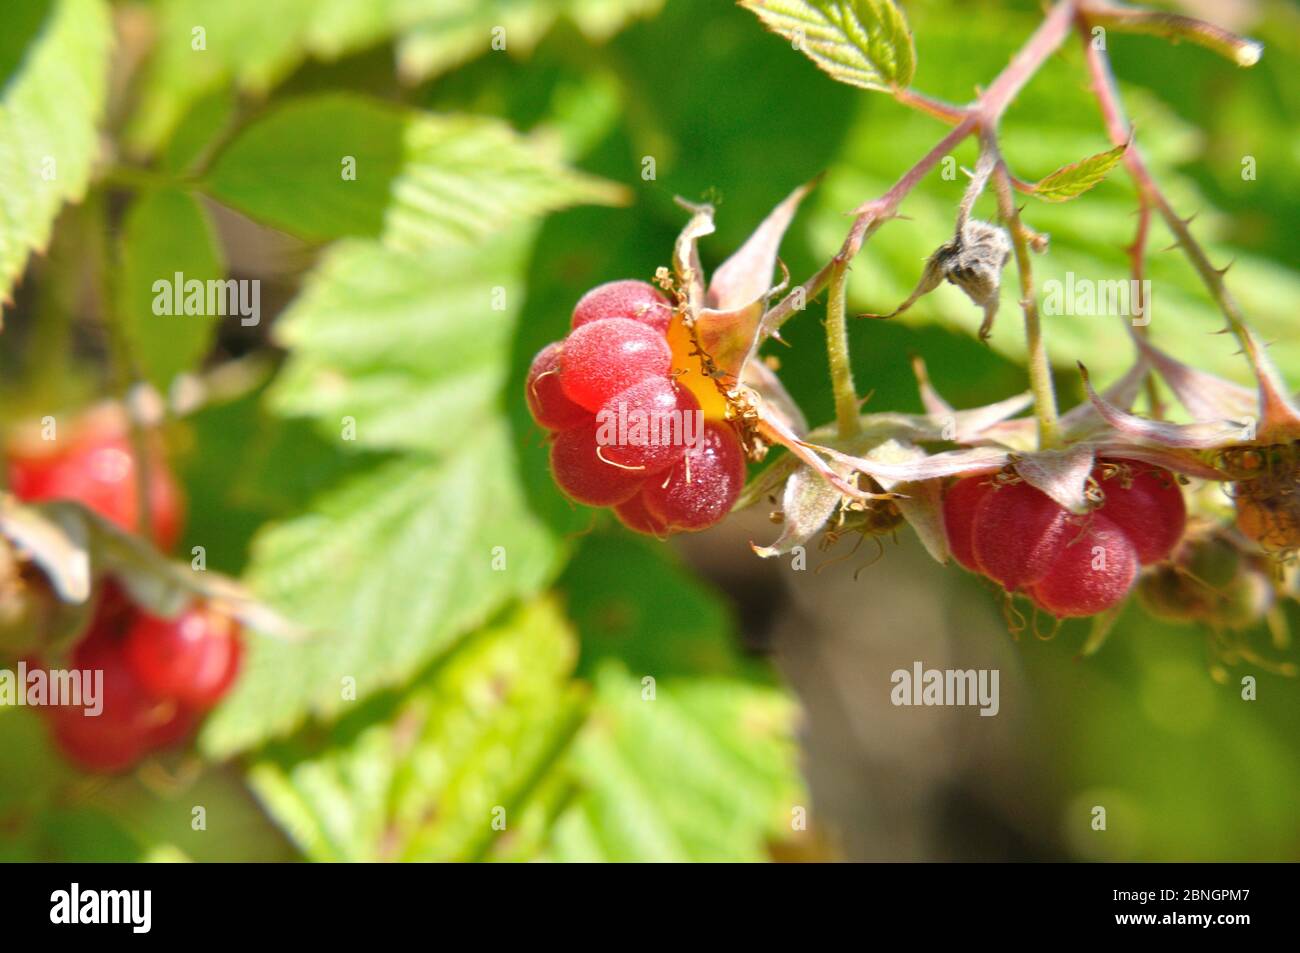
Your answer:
124;603;243;709
45;620;186;773
1092;459;1185;564
571;280;673;333
1028;515;1138;618
613;493;669;536
642;421;746;532
559;318;672;412
942;472;996;572
970;480;1072;591
8;409;185;551
525;342;590;431
549;420;646;507
595;377;701;473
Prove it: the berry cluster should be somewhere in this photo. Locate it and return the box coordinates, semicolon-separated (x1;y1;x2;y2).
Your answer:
526;280;747;535
7;408;242;772
943;459;1186;618
45;590;241;773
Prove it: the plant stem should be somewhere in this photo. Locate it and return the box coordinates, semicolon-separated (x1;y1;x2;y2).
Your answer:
825;256;859;437
989;151;1062;448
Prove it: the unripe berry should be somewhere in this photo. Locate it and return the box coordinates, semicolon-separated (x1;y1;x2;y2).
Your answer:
571;280;673;333
525;342;590;431
559;318;672;412
1093;459;1185;564
1028;515;1138;617
970;480;1072;591
643;421;746;532
942;472;996;572
549;420;646;507
124;603;243;709
595;377;701;473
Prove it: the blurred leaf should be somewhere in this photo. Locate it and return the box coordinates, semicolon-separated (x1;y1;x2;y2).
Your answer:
1028;141;1128;203
161;86;237;174
546;663;802;861
269;233;529;453
395;0;665;82
248;600;585;861
559;531;761;681
202;94;625;248
740;0;915;92
202;423;562;754
126;0;397;153
0;0;110;310
119;188;226;391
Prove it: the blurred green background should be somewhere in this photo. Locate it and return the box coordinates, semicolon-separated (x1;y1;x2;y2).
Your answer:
1;0;1298;861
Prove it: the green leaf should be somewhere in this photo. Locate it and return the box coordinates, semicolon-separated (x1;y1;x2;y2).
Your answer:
740;0;915;92
1028;141;1129;203
201;94;625;249
0;0;110;309
119;188;226;391
247;600;586;861
547;664;802;862
201;423;563;755
126;0;397;153
268;232;529;453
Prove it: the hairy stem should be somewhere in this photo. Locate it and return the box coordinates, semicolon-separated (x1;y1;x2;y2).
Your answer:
989;151;1061;448
825;257;859;437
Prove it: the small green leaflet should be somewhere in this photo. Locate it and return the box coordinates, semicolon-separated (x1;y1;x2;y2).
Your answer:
0;0;110;311
741;0;916;92
201;94;626;249
1028;140;1129;203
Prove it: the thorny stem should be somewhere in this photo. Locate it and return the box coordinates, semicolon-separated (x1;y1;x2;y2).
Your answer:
767;0;1080;449
1075;19;1267;377
1082;2;1263;67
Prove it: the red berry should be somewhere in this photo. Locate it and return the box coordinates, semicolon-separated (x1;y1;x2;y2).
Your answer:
1093;459;1185;565
1029;515;1138;617
8;409;185;550
45;623;180;773
613;493;669;536
525;342;590;431
971;480;1072;591
942;472;996;572
124;603;243;709
559;318;672;412
549;421;645;507
595;377;701;474
643;422;746;532
571;280;672;333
